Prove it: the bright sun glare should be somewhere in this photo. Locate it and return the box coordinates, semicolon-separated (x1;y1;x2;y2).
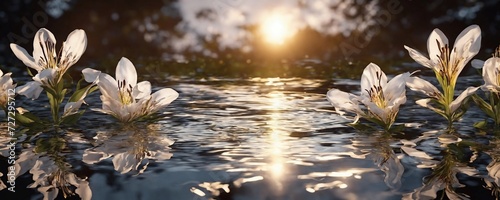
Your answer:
261;14;289;45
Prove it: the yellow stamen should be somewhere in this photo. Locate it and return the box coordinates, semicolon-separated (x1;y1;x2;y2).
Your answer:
118;80;133;105
366;71;387;108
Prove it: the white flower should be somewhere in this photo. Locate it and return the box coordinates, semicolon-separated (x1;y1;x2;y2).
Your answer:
404;25;481;124
0;69;16;109
477;57;500;93
327;63;410;129
82;57;179;122
404;25;481;88
10;28;87;99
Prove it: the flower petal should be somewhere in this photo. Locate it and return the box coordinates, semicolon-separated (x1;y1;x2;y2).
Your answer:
427;28;449;65
327;89;362;117
16;81;43;99
60;29;87;71
32;28;56;69
406;77;442;98
404;45;433;69
132;81;151;99
482;57;500;90
116;57;137;87
33;68;56;84
384;72;410;105
471;59;485;69
97;73;119;100
63;100;83;117
449;86;479;113
10;44;41;71
360;63;387;97
151;88;179;110
449;25;481;80
82;68;101;83
451;24;481;65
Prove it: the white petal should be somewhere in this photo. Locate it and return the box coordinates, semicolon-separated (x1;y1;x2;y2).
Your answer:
60;29;87;70
0;69;2;77
82;68;101;83
326;89;362;116
16;81;43;99
427;28;449;64
404;45;433;69
32;28;56;68
360;63;387;96
97;73;119;100
362;99;388;120
10;44;41;71
33;68;56;84
415;98;435;110
450;25;482;78
116;57;137;87
63;100;83;117
482;57;500;88
452;25;481;61
384;72;410;105
0;72;13;86
151;88;179;109
132;81;151;99
449;86;479;113
471;59;485;69
406;77;442;98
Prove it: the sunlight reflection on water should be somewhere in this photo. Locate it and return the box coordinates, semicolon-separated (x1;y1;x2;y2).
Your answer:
2;75;500;199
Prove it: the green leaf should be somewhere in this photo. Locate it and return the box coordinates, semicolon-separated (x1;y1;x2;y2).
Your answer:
68;84;98;102
27;67;34;77
471;94;494;118
473;120;488;129
61;111;85;125
389;124;406;133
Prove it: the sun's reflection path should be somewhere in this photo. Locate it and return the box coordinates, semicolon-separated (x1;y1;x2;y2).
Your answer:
265;81;288;192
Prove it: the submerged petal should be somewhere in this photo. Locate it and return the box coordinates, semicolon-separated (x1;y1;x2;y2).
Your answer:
449;86;479;113
404;45;433;69
427;28;449;64
60;29;87;69
10;44;41;71
406;77;442;98
116;57;137;87
360;63;387;96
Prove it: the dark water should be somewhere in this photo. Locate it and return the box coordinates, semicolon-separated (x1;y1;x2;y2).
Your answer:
1;73;499;200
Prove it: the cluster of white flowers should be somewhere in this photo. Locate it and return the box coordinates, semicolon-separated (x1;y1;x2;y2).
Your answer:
327;24;500;130
5;28;179;124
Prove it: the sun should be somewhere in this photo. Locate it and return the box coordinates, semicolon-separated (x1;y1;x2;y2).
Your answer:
260;14;290;45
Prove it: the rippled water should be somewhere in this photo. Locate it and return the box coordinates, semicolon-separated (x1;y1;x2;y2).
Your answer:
1;74;499;200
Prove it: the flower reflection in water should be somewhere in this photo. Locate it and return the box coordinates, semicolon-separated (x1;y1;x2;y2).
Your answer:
83;123;174;174
484;137;500;198
301;132;404;194
402;131;477;199
1;131;92;200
